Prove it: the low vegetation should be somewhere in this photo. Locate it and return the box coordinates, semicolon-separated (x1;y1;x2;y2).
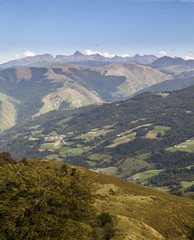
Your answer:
0;157;193;239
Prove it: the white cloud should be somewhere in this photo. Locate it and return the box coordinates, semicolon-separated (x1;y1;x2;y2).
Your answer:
84;49;115;58
184;56;194;60
118;54;130;57
84;49;130;58
24;50;37;57
183;50;194;60
158;50;168;56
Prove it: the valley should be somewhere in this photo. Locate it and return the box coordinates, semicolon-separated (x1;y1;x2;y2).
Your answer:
1;84;194;196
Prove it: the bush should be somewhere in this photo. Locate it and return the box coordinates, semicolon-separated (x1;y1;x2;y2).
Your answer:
96;212;115;240
0;162;95;239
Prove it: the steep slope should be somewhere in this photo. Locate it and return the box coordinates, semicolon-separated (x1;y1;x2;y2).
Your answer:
0;92;20;131
101;62;170;97
0;63;169;131
0;158;193;240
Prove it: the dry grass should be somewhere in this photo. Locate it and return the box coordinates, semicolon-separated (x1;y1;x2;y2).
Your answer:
27;159;194;240
0;93;20;131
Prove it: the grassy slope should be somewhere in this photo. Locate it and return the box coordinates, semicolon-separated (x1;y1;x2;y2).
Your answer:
29;159;194;240
0;63;170;130
0;93;20;131
35;67;103;116
100;62;170;97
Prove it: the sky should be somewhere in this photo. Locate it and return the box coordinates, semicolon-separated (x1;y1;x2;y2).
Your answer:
0;0;194;63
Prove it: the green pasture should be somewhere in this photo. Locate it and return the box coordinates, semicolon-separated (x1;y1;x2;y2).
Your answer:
185;165;194;169
181;181;194;189
40;143;55;149
117;155;150;177
97;167;118;175
88;153;112;162
167;138;194;153
45;154;62;161
131;169;164;180
113;132;136;143
86;161;97;167
75;128;112;142
59;145;91;157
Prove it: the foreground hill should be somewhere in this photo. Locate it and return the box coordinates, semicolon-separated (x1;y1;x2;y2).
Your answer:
0;62;169;131
0;158;193;240
1;85;194;195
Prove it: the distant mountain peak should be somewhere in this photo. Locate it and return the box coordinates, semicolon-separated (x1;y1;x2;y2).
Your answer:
73;50;83;56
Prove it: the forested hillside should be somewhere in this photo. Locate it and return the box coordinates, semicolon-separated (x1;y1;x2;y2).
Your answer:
1;85;194;194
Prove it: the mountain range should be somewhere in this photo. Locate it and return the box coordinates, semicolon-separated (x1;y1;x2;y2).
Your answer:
0;51;158;69
2;52;194;71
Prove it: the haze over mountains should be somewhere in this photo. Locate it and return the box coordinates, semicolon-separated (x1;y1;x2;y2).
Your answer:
0;51;158;69
149;56;194;68
1;52;194;71
1;52;194;132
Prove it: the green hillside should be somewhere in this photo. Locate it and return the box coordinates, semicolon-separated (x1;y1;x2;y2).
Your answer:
0;63;169;131
1;85;194;195
0;158;193;240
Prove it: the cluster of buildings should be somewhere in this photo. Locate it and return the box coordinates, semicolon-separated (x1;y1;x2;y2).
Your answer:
44;135;66;144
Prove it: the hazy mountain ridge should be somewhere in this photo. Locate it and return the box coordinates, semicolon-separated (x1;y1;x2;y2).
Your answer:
0;51;158;69
150;56;194;68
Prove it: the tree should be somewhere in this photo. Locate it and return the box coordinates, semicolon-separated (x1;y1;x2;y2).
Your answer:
0;162;95;239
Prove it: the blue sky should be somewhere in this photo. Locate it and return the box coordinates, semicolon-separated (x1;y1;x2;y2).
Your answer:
0;0;194;63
